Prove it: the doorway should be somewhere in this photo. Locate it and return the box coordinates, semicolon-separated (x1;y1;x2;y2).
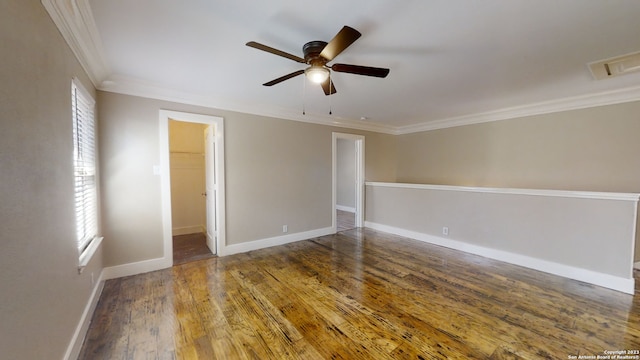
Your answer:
159;111;225;266
332;133;364;232
167;120;212;264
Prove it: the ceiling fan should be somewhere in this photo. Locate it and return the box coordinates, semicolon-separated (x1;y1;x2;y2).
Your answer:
246;26;390;95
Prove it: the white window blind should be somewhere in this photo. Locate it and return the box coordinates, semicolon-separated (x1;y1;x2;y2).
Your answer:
72;79;98;254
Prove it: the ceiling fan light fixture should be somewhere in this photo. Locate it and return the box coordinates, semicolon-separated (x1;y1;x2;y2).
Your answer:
247;26;389;96
305;66;329;84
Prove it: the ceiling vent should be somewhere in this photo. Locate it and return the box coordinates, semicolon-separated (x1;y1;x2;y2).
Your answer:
589;51;640;80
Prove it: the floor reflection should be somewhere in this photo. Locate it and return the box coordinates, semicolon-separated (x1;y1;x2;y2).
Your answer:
79;229;640;359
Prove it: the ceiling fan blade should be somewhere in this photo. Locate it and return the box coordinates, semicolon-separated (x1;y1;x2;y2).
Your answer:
263;70;305;86
319;26;361;61
331;63;390;78
246;41;306;63
320;78;337;96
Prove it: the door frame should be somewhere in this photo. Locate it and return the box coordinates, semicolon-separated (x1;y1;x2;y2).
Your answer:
159;110;225;263
332;132;365;230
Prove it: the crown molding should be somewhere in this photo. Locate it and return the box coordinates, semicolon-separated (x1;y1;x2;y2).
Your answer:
41;0;395;134
41;0;109;87
42;0;640;135
98;74;640;136
395;85;640;134
99;75;398;135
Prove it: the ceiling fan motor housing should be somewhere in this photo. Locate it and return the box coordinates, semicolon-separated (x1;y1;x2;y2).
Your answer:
303;41;329;66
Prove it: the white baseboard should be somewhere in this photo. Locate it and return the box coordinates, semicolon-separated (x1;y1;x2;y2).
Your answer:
172;225;204;236
365;221;635;295
220;226;334;256
102;257;171;280
101;226;335;277
65;257;172;359
64;270;105;360
336;205;356;213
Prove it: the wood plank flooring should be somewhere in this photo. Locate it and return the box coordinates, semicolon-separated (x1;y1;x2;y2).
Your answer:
80;228;640;359
173;233;215;265
336;210;355;232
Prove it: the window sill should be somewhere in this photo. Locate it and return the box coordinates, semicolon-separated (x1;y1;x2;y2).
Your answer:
78;236;103;274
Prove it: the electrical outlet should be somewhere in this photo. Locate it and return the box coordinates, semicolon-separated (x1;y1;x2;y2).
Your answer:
282;225;288;233
442;227;449;236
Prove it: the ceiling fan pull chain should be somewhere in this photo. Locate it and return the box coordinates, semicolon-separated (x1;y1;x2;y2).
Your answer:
302;76;306;115
329;74;333;115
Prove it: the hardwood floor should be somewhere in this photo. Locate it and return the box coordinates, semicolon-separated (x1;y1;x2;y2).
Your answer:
173;232;215;265
80;228;640;359
337;209;355;232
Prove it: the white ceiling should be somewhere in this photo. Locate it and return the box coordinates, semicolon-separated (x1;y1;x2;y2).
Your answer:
48;0;640;133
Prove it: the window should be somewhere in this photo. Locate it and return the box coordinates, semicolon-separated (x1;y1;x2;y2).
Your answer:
72;79;98;257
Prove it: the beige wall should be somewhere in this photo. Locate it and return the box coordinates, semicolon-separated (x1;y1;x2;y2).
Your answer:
98;91;397;266
395;101;640;261
396;101;640;192
169;119;207;153
0;1;104;359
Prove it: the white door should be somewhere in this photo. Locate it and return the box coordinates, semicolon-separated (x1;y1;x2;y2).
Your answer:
204;126;217;254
